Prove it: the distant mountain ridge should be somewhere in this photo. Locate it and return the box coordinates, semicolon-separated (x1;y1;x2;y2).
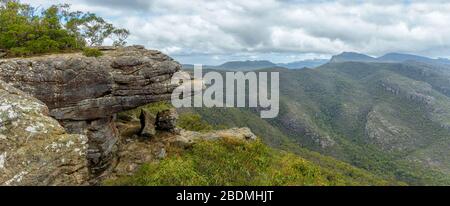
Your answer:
218;60;277;70
181;60;278;71
277;59;328;69
330;52;376;63
182;59;328;70
331;52;450;65
378;53;432;63
181;52;450;71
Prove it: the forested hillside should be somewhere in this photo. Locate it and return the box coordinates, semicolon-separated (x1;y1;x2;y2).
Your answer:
185;60;450;185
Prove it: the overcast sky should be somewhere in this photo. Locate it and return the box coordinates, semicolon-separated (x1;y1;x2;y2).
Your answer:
23;0;450;64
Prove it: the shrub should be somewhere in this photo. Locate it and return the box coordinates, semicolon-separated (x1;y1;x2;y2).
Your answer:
9;47;31;57
82;47;103;57
0;2;129;57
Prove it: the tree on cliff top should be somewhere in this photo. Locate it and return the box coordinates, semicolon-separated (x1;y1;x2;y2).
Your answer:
0;1;130;57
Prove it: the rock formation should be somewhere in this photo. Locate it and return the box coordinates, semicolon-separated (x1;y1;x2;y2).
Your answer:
139;109;156;138
155;108;179;134
0;46;181;180
379;78;450;130
109;126;258;179
0;80;88;185
171;127;257;148
0;45;260;185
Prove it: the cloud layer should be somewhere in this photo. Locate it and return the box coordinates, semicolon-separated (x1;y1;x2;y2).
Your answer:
23;0;450;64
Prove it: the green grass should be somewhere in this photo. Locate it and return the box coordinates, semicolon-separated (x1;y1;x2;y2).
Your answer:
104;138;392;186
110;102;395;186
178;112;213;132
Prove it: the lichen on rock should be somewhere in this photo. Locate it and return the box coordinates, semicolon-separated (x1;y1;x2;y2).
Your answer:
0;80;89;186
0;46;181;180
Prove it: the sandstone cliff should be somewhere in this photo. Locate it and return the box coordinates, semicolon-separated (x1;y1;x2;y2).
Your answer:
0;46;181;180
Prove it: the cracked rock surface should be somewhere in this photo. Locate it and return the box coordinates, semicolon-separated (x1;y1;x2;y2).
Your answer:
0;46;181;180
0;80;88;186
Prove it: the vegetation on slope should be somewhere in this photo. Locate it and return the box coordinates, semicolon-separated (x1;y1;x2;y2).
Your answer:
82;47;103;57
105;138;392;186
0;1;129;57
107;102;396;186
184;62;450;185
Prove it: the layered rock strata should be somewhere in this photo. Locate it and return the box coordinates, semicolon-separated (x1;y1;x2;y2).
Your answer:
0;46;181;178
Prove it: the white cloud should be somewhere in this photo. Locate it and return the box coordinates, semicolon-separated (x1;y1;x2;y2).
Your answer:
21;0;450;64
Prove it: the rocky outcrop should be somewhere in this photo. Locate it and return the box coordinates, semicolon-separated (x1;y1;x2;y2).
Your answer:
0;80;88;185
0;46;181;179
108;127;258;179
364;106;411;152
279;111;335;149
379;77;450;130
170;127;257;148
380;80;435;105
0;46;180;120
156;108;179;134
139;109;156;138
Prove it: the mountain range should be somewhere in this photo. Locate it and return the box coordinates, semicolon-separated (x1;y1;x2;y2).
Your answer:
182;52;450;71
182;56;450;185
182;59;328;70
277;59;329;69
330;52;450;65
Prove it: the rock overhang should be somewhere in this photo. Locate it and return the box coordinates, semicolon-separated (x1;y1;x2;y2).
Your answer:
0;46;183;181
0;46;181;121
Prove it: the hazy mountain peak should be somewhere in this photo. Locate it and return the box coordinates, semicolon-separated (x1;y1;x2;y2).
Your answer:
328;51;450;66
220;60;275;65
217;60;277;70
276;59;328;69
378;52;432;62
330;52;376;63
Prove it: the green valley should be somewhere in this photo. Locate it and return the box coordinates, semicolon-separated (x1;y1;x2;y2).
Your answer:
183;60;450;185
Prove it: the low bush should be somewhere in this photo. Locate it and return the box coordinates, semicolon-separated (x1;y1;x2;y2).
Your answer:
82;48;103;57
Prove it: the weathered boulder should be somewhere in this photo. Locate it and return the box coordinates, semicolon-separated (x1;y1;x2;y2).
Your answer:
0;80;88;186
0;46;181;178
170;127;257;149
139;109;156;138
156;108;179;134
